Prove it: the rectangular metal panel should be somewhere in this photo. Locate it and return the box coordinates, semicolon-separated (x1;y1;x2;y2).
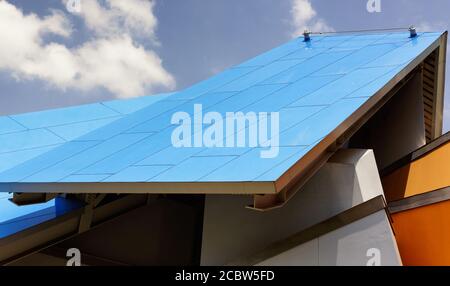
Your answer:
152;156;238;182
0;141;99;182
240;76;340;112
126;91;238;133
313;43;398;76
263;50;353;84
102;93;171;114
0;117;25;134
172;66;259;100
48;117;120;141
215;59;304;92
202;146;306;181
102;165;172;182
24;134;151;182
280;97;367;146
0;145;61;173
10;103;120;129
238;36;326;67
79;100;188;141
0;129;64;153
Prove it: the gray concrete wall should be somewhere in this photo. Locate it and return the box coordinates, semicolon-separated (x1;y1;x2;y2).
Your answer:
200;149;398;265
257;210;401;266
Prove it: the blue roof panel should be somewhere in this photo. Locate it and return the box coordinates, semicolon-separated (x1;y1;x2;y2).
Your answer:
237;36;326;67
79;99;187;141
202;146;307;181
215;59;304;92
289;66;398;106
77;132;166;175
0;129;64;153
0;141;99;182
102;92;172;114
103;165;172;182
281;47;328;60
10;103;120;129
255;143;317;181
262;50;353;84
242;74;342;112
60;174;111;182
172;66;258;100
312;43;398;76
48;117;121;141
329;33;386;49
136;146;204;165
346;65;405;98
0;117;25;135
127;91;238;133
0;145;61;173
24;133;151;182
280;97;368;146
364;33;442;67
152;156;238;182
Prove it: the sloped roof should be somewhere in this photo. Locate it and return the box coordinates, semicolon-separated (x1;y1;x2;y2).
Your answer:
0;32;447;204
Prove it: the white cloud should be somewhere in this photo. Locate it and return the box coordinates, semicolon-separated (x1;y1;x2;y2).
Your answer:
290;0;333;37
415;21;447;32
79;0;158;40
0;0;174;98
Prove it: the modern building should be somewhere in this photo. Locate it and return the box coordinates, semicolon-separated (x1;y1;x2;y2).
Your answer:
0;30;448;266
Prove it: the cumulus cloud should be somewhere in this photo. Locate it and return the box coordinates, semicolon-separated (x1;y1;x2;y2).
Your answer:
80;0;158;40
0;0;175;98
290;0;333;37
415;21;447;32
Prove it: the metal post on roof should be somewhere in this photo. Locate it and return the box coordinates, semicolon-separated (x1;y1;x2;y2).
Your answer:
303;29;311;42
409;26;417;38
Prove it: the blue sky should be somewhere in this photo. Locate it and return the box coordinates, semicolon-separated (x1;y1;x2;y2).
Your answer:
0;0;449;132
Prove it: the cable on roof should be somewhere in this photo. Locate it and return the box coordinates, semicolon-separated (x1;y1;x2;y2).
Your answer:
308;27;413;35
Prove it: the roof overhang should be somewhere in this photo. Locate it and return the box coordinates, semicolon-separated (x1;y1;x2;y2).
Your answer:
1;32;448;211
1;181;276;195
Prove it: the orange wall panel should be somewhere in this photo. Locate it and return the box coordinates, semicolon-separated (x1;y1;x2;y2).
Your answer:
392;199;450;265
382;142;450;202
